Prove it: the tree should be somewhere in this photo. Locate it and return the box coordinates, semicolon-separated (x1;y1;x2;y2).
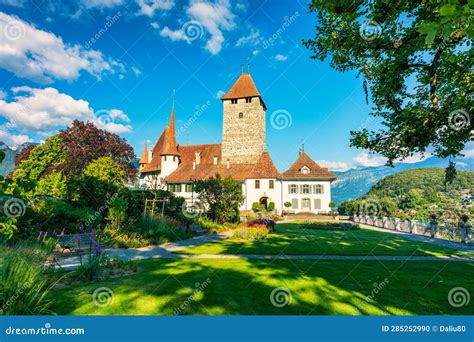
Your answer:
59;121;136;181
83;157;126;186
195;174;244;223
13;143;36;169
304;1;473;168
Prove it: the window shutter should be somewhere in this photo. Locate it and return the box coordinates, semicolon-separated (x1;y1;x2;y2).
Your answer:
292;199;298;209
299;185;303;193
320;185;324;194
288;184;291;193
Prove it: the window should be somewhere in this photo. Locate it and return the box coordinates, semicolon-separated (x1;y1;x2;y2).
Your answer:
186;184;193;192
164;156;167;161
231;99;237;104
314;199;321;210
302;184;310;194
238;112;244;119
289;184;297;194
301;166;310;174
269;180;274;189
314;184;324;194
291;199;298;209
255;180;260;189
245;97;252;103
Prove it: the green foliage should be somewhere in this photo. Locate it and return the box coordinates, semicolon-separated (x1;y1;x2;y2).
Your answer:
76;254;105;282
284;201;292;208
0;244;54;315
301;221;359;230
339;168;474;220
0;217;17;239
35;171;68;199
268;201;275;211
304;1;473;164
83;157;126;186
196;217;228;233
195;174;244;223
329;201;336;209
12;136;65;191
251;202;260;212
106;197;128;229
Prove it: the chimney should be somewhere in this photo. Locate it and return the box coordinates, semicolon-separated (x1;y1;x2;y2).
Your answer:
226;159;230;169
192;161;196;170
213;156;218;165
195;152;201;165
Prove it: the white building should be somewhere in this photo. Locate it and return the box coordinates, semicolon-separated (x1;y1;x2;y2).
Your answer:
138;71;336;214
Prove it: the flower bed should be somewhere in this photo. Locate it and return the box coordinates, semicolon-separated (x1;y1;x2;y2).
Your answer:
232;225;269;241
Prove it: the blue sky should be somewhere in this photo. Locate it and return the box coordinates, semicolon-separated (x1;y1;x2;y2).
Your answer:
0;0;415;171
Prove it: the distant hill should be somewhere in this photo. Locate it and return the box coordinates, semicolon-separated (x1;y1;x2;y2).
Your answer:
366;168;474;199
331;156;474;205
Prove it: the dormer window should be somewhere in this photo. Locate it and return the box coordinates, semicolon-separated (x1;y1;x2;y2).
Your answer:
301;166;310;174
231;99;237;104
238;112;244;119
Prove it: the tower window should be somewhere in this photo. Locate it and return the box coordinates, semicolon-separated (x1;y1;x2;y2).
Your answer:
238;112;244;119
231;99;237;104
269;180;274;189
245;97;252;103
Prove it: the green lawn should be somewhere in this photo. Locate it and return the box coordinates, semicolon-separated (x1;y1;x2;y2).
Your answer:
50;258;474;315
177;222;473;257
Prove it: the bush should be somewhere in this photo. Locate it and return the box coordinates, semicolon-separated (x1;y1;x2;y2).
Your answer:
301;221;359;230
251;202;260;212
196;217;227;233
245;219;275;232
268;202;275;212
0;244;55;315
232;225;269;240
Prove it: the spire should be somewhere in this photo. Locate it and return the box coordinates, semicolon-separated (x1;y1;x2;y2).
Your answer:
161;103;180;156
139;143;149;164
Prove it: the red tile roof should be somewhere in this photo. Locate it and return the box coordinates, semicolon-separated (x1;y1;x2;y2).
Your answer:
281;152;337;180
221;73;261;100
164;144;257;182
161;107;179;156
248;151;280;179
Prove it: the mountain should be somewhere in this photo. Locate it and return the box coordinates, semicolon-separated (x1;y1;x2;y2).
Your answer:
0;142;38;176
331;156;474;205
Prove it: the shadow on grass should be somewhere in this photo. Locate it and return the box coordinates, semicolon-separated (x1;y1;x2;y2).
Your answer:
49;258;474;316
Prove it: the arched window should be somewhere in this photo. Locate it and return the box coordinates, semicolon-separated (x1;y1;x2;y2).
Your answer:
238;112;244;119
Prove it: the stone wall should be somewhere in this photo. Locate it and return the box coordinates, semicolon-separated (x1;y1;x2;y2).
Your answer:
221;96;266;164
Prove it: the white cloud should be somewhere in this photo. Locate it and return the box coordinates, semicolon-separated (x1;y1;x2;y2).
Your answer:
235;3;246;11
0;0;24;7
316;160;349;172
252;49;259;56
215;89;225;98
0;87;132;139
187;0;236;54
0;125;31;147
0;89;6;100
397;152;430;163
235;29;261;47
0;12;124;83
461;142;474;158
353;152;387;167
274;54;288;61
136;0;175;17
160;26;190;42
150;22;160;29
81;0;124;8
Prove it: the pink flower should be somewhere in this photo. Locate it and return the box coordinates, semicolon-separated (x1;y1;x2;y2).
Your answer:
37;231;43;241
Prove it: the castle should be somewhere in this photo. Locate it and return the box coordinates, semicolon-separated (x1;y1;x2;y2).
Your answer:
138;71;336;214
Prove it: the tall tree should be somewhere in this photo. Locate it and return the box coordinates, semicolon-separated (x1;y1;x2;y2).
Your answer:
59;121;136;180
303;0;473;167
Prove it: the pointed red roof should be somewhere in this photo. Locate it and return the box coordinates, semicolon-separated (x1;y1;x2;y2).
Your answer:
221;73;261;99
282;152;337;180
248;151;280;178
161;106;180;156
139;144;149;164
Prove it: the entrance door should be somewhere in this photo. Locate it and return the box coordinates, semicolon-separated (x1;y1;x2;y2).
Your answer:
259;197;269;210
301;198;311;211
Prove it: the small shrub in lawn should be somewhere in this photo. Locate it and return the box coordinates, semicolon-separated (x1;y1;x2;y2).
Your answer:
232;225;269;240
301;221;359;230
196;217;226;233
245;219;276;232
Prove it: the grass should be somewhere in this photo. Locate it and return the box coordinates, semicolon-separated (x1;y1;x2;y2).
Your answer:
177;222;473;258
49;258;474;315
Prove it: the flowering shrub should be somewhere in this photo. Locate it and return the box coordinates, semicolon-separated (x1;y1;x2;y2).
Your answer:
244;219;275;232
232;225;269;240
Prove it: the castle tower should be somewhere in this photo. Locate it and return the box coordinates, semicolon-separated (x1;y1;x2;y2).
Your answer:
221;71;266;164
160;105;180;178
139;143;149;171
